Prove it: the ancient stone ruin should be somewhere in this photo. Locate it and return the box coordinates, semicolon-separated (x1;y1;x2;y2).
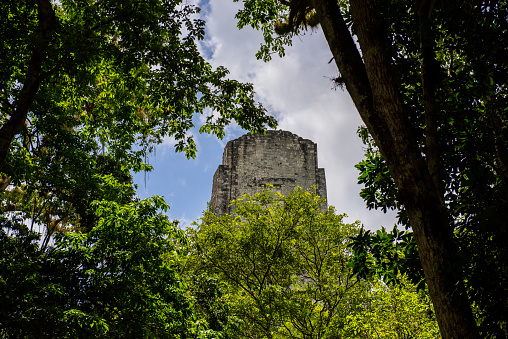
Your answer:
210;130;327;215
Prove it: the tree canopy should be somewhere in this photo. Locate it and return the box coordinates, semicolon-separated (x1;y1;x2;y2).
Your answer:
230;0;507;337
0;197;201;338
1;0;276;235
187;187;440;338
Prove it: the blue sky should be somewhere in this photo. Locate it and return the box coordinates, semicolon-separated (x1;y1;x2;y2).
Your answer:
133;1;397;230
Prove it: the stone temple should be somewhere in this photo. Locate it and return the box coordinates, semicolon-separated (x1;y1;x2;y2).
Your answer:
210;130;327;215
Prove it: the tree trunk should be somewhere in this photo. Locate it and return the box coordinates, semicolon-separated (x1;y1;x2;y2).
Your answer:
311;0;479;337
419;8;443;197
0;0;55;171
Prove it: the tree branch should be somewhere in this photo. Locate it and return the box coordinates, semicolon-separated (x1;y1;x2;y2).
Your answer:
310;0;374;122
419;8;443;198
0;0;55;171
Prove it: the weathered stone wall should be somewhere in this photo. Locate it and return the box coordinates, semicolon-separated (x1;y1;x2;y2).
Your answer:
211;130;327;215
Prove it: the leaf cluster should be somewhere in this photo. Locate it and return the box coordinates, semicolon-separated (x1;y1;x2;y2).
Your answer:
0;197;198;338
342;277;440;339
349;226;424;290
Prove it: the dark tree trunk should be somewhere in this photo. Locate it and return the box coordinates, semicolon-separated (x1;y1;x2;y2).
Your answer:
311;0;479;337
419;8;443;197
0;0;55;171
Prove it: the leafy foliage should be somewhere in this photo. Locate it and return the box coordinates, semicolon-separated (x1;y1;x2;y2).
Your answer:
343;277;440;339
188;187;439;338
234;0;293;61
186;274;239;339
0;0;276;235
349;226;423;289
0;197;201;338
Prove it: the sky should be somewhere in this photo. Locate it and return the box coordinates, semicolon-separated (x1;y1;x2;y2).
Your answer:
133;1;397;230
